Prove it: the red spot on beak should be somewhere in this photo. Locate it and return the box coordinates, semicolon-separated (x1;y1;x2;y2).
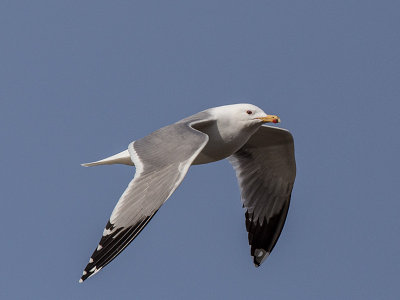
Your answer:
272;119;278;123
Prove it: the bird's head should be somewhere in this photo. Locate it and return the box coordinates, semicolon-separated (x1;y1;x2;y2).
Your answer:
212;103;280;128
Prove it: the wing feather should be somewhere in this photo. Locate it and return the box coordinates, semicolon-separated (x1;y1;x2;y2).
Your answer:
228;125;296;266
80;118;213;282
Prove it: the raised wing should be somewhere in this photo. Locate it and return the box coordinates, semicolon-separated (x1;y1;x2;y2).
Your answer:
80;118;212;282
228;125;296;266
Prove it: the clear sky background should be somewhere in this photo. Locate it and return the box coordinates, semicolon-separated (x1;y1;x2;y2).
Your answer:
1;1;399;299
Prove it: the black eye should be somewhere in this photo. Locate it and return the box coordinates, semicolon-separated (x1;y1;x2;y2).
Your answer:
246;110;253;115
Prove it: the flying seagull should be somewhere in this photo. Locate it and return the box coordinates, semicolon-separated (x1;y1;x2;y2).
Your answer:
79;103;296;282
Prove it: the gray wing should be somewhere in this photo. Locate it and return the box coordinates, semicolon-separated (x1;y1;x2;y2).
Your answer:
228;125;296;267
80;118;212;282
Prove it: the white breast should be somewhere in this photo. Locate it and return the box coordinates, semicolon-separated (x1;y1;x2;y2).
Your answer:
193;118;258;165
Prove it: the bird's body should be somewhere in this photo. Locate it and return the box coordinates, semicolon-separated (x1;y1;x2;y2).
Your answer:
80;104;296;282
190;106;264;164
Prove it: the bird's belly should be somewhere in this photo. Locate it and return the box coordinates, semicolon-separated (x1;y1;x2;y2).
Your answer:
192;144;235;165
191;120;259;165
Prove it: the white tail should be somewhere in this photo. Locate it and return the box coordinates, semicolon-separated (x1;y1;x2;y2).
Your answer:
81;149;134;167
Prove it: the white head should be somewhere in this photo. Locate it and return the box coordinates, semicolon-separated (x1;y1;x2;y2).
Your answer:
210;103;280;128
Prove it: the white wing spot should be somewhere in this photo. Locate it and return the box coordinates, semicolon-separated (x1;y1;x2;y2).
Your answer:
97;244;103;251
255;248;268;259
103;228;112;236
89;258;94;263
79;279;83;283
89;266;103;275
82;271;87;276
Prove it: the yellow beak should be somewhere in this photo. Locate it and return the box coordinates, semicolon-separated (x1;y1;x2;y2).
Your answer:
256;115;281;124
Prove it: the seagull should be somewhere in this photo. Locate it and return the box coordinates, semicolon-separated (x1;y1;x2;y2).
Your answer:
79;103;296;282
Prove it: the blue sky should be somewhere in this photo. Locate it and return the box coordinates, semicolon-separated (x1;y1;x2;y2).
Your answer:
1;1;399;299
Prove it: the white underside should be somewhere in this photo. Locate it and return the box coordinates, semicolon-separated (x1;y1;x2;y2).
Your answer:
81;124;259;168
81;105;264;168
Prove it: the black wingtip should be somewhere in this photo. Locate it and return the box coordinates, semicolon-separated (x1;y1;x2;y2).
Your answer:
79;262;96;283
79;272;92;283
79;212;159;283
252;248;270;267
79;268;94;283
79;272;88;283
